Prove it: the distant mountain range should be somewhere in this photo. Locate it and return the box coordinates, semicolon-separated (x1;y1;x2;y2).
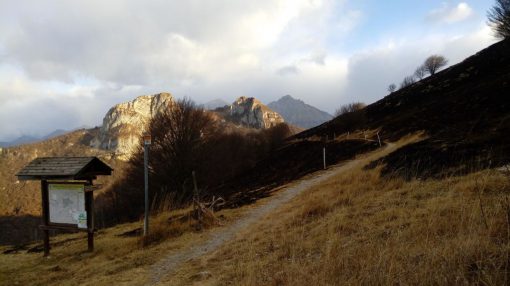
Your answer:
0;95;328;149
0;129;69;147
268;95;333;129
0;126;94;148
204;99;229;110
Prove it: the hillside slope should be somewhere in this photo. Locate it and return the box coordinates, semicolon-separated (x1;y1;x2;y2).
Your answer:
296;39;510;178
2;136;509;285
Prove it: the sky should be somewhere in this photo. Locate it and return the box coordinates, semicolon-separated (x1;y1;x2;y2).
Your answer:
0;0;499;141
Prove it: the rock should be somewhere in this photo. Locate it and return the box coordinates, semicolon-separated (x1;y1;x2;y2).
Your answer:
91;93;283;159
190;271;212;280
225;96;285;129
90;93;173;159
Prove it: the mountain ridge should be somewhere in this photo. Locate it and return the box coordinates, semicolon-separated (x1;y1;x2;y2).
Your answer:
268;95;333;129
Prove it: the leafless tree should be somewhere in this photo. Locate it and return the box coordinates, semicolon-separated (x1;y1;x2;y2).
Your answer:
387;83;396;93
488;0;510;38
400;75;416;89
334;102;366;117
414;65;427;80
423;55;448;75
124;98;218;207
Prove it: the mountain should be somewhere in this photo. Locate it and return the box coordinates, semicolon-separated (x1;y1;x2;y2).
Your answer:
216;96;285;129
90;92;174;159
0;135;39;148
268;95;333;129
89;94;288;160
204;98;229;110
41;129;68;140
0;129;72;148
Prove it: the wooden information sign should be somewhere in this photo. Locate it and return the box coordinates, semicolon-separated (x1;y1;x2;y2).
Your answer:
16;157;112;256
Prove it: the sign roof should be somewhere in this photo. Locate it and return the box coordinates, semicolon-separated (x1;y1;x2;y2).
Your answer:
16;156;113;181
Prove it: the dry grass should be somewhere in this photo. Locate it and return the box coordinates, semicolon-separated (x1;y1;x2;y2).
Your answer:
3;133;509;285
169;159;510;285
0;206;246;286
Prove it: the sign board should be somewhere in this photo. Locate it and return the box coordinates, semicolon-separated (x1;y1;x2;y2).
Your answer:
143;133;152;145
48;183;87;228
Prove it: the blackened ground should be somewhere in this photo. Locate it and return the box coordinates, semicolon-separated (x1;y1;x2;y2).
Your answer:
366;137;510;179
213;139;380;208
295;39;510;179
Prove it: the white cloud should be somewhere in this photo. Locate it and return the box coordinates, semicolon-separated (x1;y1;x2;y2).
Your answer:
427;2;474;24
0;0;497;140
341;24;496;105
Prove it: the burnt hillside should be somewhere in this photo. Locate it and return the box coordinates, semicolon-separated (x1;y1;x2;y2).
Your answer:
295;39;510;178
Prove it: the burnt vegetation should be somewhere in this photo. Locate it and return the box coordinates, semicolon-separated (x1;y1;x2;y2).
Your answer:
297;39;510;179
96;97;381;226
97;99;294;224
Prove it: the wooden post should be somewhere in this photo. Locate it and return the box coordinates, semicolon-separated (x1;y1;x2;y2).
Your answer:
322;135;327;170
41;180;50;257
192;171;203;228
192;171;199;198
85;190;94;252
323;147;326;170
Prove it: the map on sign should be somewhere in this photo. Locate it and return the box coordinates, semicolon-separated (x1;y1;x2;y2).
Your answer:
48;184;87;228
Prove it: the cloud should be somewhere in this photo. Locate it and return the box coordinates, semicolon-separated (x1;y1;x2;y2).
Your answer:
277;65;300;76
0;0;336;86
0;1;497;140
340;25;496;105
427;2;474;24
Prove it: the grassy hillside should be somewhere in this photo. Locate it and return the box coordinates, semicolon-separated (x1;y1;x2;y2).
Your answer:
163;139;510;285
1;136;509;285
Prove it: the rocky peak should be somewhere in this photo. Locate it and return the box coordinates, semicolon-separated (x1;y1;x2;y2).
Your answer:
268;95;332;129
228;96;285;129
90;92;173;159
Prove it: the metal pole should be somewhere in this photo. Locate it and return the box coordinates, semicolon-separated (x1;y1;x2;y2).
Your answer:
144;143;149;236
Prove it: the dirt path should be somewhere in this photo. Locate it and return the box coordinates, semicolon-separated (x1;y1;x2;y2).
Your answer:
149;144;394;285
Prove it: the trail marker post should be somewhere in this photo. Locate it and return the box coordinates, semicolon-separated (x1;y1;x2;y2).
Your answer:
322;135;327;170
143;133;151;236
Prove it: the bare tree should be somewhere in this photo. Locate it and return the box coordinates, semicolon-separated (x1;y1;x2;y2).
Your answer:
400;75;416;89
126;98;218;206
334;102;366;117
423;55;448;75
387;83;396;93
414;65;427;80
488;0;510;38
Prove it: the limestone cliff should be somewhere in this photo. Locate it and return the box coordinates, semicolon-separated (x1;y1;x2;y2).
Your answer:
226;96;285;129
90;93;173;159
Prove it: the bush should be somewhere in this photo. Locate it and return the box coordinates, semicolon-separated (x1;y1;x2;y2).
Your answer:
334;102;366;117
